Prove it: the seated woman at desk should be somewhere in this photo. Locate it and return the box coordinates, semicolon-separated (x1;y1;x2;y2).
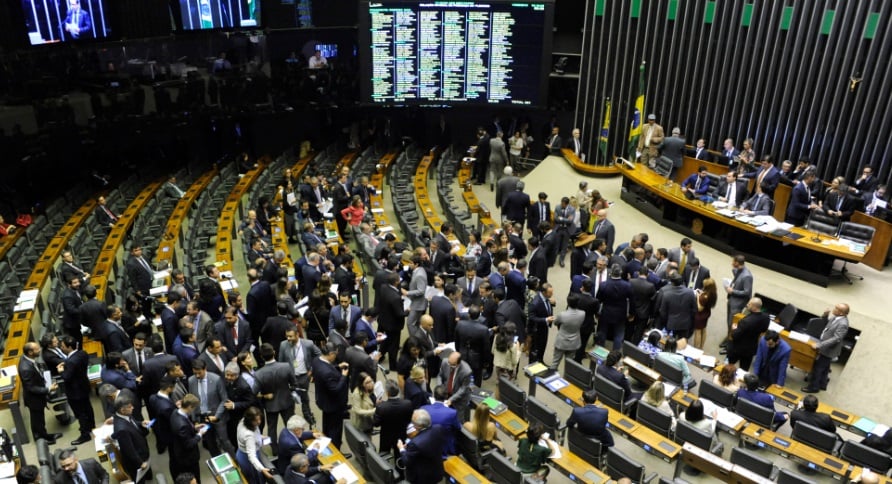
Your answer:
642;381;677;432
516;423;559;483
463;402;505;454
713;363;741;392
680;400;717;437
638;330;662;359
656;336;697;390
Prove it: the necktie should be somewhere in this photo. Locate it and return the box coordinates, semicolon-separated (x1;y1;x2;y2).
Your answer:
137;351;143;374
689;270;697;288
467;279;473;294
55;348;66;360
680;253;687;270
694;177;700;191
540;204;545;221
193;316;200;338
214;354;223;371
447;367;457;394
836;195;843;211
595;220;603;234
232;325;238;345
543;295;551;315
73;473;85;484
68;262;84;274
103;205;115;221
314;187;321;202
758;169;767;186
199;379;208;413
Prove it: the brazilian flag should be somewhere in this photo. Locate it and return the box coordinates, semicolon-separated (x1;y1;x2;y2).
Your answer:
599;98;611;161
628;62;646;160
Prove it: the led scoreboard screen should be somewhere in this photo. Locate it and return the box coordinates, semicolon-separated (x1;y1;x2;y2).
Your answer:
359;1;554;106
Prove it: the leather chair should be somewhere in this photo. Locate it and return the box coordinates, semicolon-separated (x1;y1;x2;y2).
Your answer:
730;446;776;479
595;374;638;415
636;400;674;437
836;221;875;283
805;210;840;237
839;440;892;474
567;426;606;468
698;380;736;409
498;376;526;419
486;450;524;484
790;421;841;456
654;157;674;178
605;447;658;483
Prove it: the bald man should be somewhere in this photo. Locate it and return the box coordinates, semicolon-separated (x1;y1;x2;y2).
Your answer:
802;303;850;394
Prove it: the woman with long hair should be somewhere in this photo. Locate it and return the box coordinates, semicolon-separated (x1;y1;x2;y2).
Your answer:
516;423;558;482
464;402;505;453
641;381;677;431
713;363;741;392
692;277;718;349
235;406;275;484
396;336;426;393
304;289;332;346
349;372;378;435
492;322;521;382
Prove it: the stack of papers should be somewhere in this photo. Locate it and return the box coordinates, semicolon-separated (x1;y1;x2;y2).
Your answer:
698;355;717;368
330;463;359;484
13;289;39;312
93;424;115;453
787;331;811;343
680;346;704;361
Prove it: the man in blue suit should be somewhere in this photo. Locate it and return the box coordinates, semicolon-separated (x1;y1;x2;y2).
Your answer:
420;385;461;456
397;409;445;483
328;291;361;335
61;0;92;39
785;169;819;226
680;166;712;198
567;389;614;452
751;330;791;388
277;416;324;477
737;373;788;427
750;155;782;199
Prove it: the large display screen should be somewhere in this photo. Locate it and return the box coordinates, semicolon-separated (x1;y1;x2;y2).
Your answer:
359;0;554;106
23;0;112;45
179;0;261;30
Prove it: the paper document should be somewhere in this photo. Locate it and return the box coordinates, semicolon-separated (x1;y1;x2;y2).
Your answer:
722;278;732;288
768;321;784;333
0;462;14;478
698;355;717;368
787;331;810;343
330;463;360;484
1;366;18;377
680;346;703;360
93;424;115;453
539;440;563;459
309;437;332;453
136;460;151;483
442;342;456;352
220;279;239;291
663;383;678;398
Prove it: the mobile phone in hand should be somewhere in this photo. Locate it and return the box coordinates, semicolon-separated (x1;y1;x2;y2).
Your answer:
146;419;156;428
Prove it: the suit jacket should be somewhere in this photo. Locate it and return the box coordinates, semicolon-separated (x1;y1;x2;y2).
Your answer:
429;295;457;344
816;315;849;358
790;409;837;434
141;353;178;396
528;201;552;230
554;308;585;351
475;250;494;277
247;280;276;332
187;372;228;419
215;320;253;360
328;304;361;333
278;339;321;374
126;256;153;294
630;277;656;320
597;278;633;326
54;459;108;484
19;358;49;407
101;367;137;392
276;429;318;475
404;380;431;410
112;414;150;479
99;320;131;354
681;173;711;195
195;350;224;376
62;349;91;400
255;361;297;412
596;364;635;400
546;133;564;154
42;347;67;377
169;410;202;467
505;269;526;307
454;319;490;369
638;123;665;151
261;316;294;352
720;148;741;166
173;342;199;377
475;134;491;165
527;293;552;342
377;284;406;333
737;389;785;423
730;312;771;360
681;265;711;291
528;248;548;283
752;337;792;386
421;402;461;455
753;166;781;198
541;230;559;267
406;267;429;312
821;190;856;220
496;176;520;207
456;276;481;306
502;191;532;225
716;179;748;206
160;306;179;353
311;357;348;413
592;219;616;255
727;267;753;311
741;192;773;216
375;398;415;455
785;181;813;225
567;405;614;447
408;323;440;372
400;425;445;483
79;299;107;335
690;146;713;161
94;203;116;226
655;284;696;334
439;359;472;408
61;287;83;332
659;136;686;167
494;299;525;339
344;346;377;390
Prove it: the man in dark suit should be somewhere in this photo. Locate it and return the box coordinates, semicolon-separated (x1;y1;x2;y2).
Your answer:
374;380;415;459
492;287;524;336
197;336;228;376
629;268;656;347
40;333;67;377
567;389;614;452
344;333;379;390
597;265;635;348
100;352;138;396
125;246;154;313
261;301;295;352
376;272;407;371
188;358;233;455
311;342;350;449
409;315;445;380
680;166;712;198
528;237;549;284
169;394;209;479
329;291;361;335
457;267;482;307
247;268;277;338
60;335;95;446
591;209;615;255
20;342;62;444
785;169;819;226
715;170;748;207
751;331;792;387
737;373;788;427
141;334;178;398
454;308;490;386
750;155;781;199
216;306;253;360
55;450;109;484
60;275;83;343
496;166;520;208
720;138;740;166
78;284;106;338
429;285;458;344
160;291;182;354
820;179;857;221
502;181;531;228
681;257;710;291
476;241;495;278
528;192;552;239
276;416;323;476
740;190;774;216
331;172;352;237
101;305;133;354
420;385;462;456
545;125;563;155
689;138;712;161
727;298;770;371
398;409;445;483
654;272;696;339
94;195;117;227
473;127;491;184
111;395;152;483
790;395;837;434
439;352;473;422
59;250;90;287
255;343;297;453
147;376;177;454
527;283;554;364
596;350;641;411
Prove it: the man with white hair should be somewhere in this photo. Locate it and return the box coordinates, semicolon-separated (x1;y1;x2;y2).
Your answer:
659;126;686;180
496;165;520;208
397;409;445;483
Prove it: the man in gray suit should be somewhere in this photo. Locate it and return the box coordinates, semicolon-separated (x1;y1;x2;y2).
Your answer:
802;303;850;394
551;293;585;370
667;238;696;268
406;254;429;327
656;272;697;338
255;343;297;453
278;327;321;426
724;255;753;345
188;359;234;455
182;301;215;352
495;166;520;209
439;352;473;422
658;127;686;181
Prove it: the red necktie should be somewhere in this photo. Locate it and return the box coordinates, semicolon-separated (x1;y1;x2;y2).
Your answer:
447;367;457;394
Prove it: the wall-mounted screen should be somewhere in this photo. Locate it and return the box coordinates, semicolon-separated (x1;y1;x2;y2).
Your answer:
359;0;554;106
315;43;338;59
179;0;261;30
23;0;112;45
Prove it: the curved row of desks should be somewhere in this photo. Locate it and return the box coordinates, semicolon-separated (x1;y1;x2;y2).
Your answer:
156;168;218;269
414;150;466;254
215;158;270;274
456;158;498;234
0;230;24;262
561;148;621;176
368;151;399;241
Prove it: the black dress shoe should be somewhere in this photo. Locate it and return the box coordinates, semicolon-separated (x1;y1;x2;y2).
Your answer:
800;387;819;394
71;434;92;446
341;452;353;459
49;432;63;440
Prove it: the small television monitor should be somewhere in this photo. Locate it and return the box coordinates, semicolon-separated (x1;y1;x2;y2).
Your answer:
179;0;261;30
315;43;338;59
23;0;112;45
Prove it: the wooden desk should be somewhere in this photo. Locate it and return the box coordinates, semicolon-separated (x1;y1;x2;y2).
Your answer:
456;158;497;232
623;356;661;388
368;151;400;241
670;390;748;435
738;424;850;479
415;150;467;254
765;384;862;434
550;445;611;483
850;467;892;484
444;455;488;484
678;442;733;480
156;168;216;268
560;148;620;176
490;408;529;440
0;229;23;261
850;211;892;271
730;313;818;373
305;439;367;484
215;159;268;273
620;163;866;286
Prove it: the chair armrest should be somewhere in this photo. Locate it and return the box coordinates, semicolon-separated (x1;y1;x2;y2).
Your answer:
644;471;660;483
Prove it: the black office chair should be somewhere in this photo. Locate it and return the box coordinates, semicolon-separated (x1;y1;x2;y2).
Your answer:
804;317;828;339
735;397;783;431
366;447;403;484
567;426;606;468
805;210;841;237
791;421;841;455
595;374;638;415
675;420;724;456
36;437;51;466
563;358;593;391
654;157;674;178
729;446;776;479
698;380;736;409
526;396;566;445
635;400;674;438
839;440;892;474
498;376;526;419
457;426;497;473
604;447;658;484
775;303;799;330
40;465;54;484
486;450;524;484
653;356;686;388
836;221;876;283
344;421;372;477
623;340;653;366
776;468;815;484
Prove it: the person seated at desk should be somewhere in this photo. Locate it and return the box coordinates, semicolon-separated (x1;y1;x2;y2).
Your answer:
567;389;615;452
715;171;748;207
656;336;697;390
641;381;676;432
464;402;506;454
597;350;642;411
638;330;662;359
0;214;16;237
681;166;712;199
848;165;879;198
819;176;856;221
516;423;559;483
751;330;791;388
737;373;788;427
790;394;836;434
680;400;718;439
688;138;712;161
712;363;741;392
864;184;888;217
308;50;328;69
739;182;774;216
861;428;892;457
